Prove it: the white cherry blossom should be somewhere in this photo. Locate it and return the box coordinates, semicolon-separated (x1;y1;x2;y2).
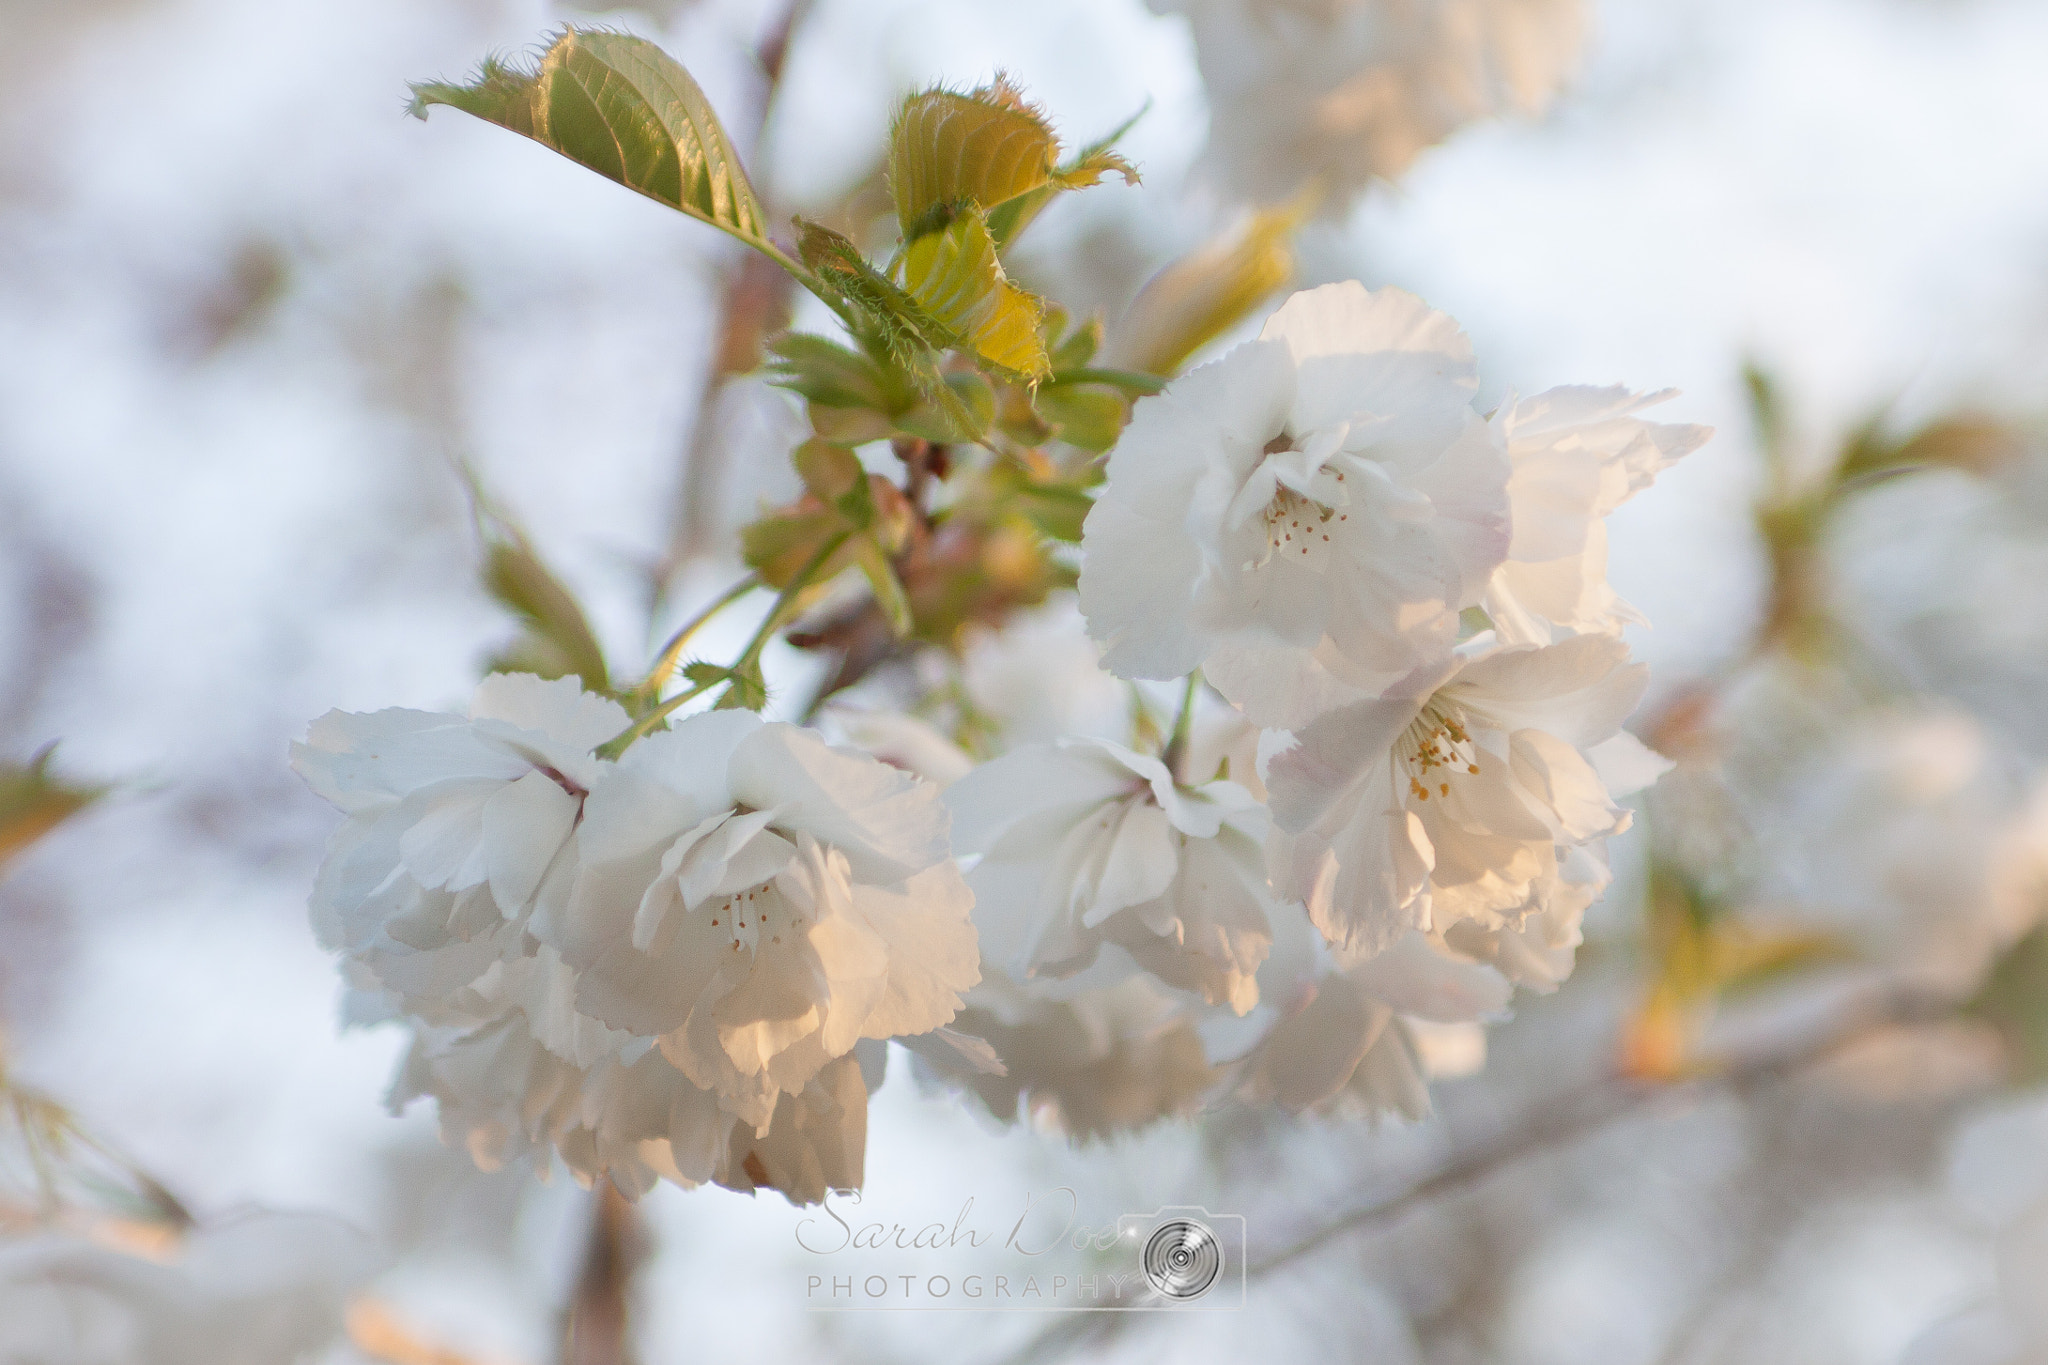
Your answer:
391;1011;881;1204
1080;282;1511;728
920;972;1219;1139
290;673;626;1018
0;1211;374;1365
1229;893;1512;1119
538;711;980;1130
1150;0;1586;207
1742;707;2048;993
1482;386;1711;646
946;736;1275;1014
1268;632;1652;960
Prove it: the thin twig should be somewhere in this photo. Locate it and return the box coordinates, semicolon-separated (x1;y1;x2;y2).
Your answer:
633;573;759;706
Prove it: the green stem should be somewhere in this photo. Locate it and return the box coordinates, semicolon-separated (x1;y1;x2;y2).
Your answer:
726;530;851;675
634;574;759;707
1159;670;1201;782
596;532;851;760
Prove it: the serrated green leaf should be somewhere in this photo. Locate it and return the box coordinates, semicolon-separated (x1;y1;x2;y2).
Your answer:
898;371;996;445
890;81;1059;235
902;208;1048;379
1;747;103;875
410;29;770;252
715;661;768;712
483;534;610;692
682;661;729;688
797;221;950;360
794;220;992;439
986;113;1143;248
891;81;1140;243
1115;202;1303;378
854;538;914;637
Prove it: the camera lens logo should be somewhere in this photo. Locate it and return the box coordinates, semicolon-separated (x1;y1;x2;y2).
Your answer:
1141;1218;1223;1300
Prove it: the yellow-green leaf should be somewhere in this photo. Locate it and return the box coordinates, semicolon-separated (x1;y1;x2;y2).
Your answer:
890;81;1058;234
890;80;1138;239
483;534;610;692
986;113;1143;248
410;29;770;252
1113;201;1304;378
1;747;102;875
793;220;994;437
901;208;1047;379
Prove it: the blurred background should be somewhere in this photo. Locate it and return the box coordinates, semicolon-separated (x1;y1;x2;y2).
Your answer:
5;0;2048;1360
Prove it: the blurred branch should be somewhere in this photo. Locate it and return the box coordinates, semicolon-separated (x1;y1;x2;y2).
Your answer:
1242;982;1950;1280
653;0;814;602
991;981;1956;1365
561;1183;643;1365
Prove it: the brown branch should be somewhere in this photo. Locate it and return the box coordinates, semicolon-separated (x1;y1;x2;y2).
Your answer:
561;1183;642;1365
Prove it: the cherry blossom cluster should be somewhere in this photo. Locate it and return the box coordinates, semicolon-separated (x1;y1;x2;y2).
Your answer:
291;675;981;1203
929;281;1704;1125
292;282;1702;1197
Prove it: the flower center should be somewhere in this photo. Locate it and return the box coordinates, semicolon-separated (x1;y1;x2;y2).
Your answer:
706;878;783;954
1400;698;1482;803
1240;433;1352;571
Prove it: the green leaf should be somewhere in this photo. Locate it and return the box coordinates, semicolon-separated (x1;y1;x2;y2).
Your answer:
1013;482;1095;543
792;439;879;527
1034;382;1128;453
1052;366;1164;397
765;334;895;411
1;747;103;875
986;108;1144;248
890;80;1138;241
797;222;949;360
1967;924;2048;1083
898;372;996;445
715;660;769;712
682;661;729;688
1046;310;1101;372
410;29;771;253
901;208;1048;379
854;538;914;637
890;80;1058;235
483;533;610;692
742;506;858;588
793;220;993;438
1115;202;1302;378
